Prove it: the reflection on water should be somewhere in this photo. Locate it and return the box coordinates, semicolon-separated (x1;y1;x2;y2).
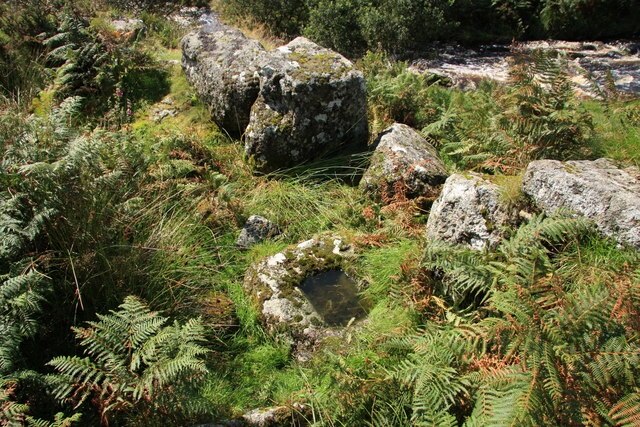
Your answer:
299;270;368;326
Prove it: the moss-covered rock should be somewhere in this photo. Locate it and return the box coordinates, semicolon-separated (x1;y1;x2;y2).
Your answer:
243;236;358;358
360;123;448;202
244;37;368;172
181;18;266;137
426;173;517;250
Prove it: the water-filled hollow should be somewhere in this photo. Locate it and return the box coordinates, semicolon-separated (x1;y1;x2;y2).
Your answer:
299;269;368;326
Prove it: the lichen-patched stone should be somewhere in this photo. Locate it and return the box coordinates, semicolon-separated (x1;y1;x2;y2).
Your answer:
236;215;280;249
244;37;368;172
523;158;640;249
181;19;266;137
426;173;514;250
360;123;448;201
243;237;356;358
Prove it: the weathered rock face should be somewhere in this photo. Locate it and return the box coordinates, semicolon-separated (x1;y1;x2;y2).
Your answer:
426;173;513;250
244;37;368;172
111;18;145;36
523;158;640;249
181;23;266;137
242;404;308;427
236;215;280;249
243;237;357;357
360;123;448;201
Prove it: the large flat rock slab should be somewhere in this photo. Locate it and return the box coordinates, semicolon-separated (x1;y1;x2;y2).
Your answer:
523;158;640;249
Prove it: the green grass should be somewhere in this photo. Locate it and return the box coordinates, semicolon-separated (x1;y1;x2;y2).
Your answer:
243;178;368;243
357;239;420;303
585;99;640;166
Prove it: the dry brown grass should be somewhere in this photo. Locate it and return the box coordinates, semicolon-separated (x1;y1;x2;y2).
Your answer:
209;0;286;50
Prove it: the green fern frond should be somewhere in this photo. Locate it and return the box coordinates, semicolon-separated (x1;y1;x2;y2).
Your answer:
48;296;209;424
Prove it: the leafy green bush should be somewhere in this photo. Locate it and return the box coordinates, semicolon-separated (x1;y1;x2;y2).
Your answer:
303;0;455;55
359;0;453;53
303;0;366;56
377;214;640;425
540;0;640;39
219;0;309;37
219;0;640;56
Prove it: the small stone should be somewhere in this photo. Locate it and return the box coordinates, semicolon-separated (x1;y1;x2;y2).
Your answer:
360;123;448;202
236;215;279;249
242;404;309;427
110;18;145;37
152;109;177;123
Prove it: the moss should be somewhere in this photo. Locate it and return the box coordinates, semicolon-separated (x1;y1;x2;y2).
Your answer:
245;237;353;325
563;163;579;174
484;217;495;233
288;50;347;80
309;317;323;327
257;105;286;128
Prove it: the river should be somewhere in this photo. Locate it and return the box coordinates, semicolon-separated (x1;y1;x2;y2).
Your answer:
409;40;640;98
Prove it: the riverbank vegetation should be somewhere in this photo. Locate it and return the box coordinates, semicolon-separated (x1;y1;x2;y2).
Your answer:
218;0;640;56
1;0;640;426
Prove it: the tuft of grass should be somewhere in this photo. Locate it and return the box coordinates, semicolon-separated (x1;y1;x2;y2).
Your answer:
357;239;420;304
246;240;289;264
243;178;367;242
202;341;305;415
489;173;526;209
585;99;640;167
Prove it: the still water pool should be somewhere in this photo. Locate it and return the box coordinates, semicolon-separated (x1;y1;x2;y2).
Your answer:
299;269;368;326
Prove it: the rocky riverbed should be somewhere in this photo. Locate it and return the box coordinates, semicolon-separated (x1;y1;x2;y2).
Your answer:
410;40;640;97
